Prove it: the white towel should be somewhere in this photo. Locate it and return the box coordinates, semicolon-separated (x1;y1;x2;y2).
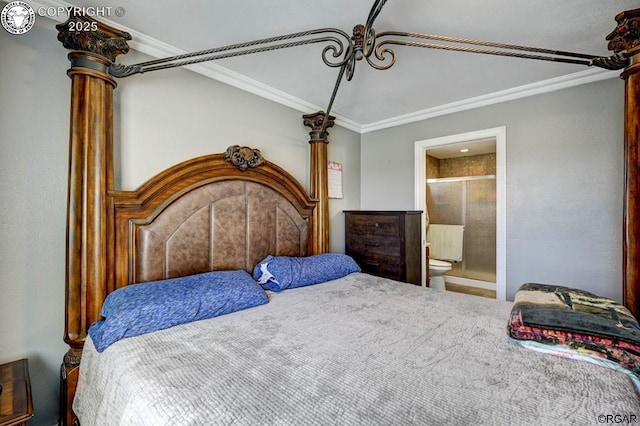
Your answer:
427;224;464;262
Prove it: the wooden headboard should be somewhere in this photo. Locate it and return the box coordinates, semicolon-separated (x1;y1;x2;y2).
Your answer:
110;149;316;289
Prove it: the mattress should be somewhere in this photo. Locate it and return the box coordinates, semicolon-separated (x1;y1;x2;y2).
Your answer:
74;273;640;425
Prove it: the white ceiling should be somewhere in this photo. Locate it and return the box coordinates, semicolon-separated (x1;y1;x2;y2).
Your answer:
47;0;637;132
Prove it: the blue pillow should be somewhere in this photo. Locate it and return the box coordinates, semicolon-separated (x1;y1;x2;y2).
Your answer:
89;270;268;352
253;253;361;292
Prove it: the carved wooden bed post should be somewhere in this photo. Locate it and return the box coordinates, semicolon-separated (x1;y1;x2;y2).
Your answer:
56;14;130;426
303;111;335;254
608;9;640;318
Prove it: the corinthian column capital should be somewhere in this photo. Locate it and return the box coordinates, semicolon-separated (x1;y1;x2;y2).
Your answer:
607;8;640;56
303;111;336;141
56;13;131;62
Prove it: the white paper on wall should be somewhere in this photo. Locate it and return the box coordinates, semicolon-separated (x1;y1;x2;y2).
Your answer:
328;161;343;199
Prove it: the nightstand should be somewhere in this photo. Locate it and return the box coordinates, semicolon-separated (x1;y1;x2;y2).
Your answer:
0;359;33;426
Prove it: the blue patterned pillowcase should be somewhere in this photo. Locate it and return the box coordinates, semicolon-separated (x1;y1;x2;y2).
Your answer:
89;270;268;352
253;253;361;292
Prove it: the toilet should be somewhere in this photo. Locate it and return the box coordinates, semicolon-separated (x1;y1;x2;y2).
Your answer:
428;258;452;291
427;224;464;291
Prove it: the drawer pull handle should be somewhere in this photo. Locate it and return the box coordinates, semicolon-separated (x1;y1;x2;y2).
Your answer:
364;241;380;247
365;223;380;228
364;261;380;267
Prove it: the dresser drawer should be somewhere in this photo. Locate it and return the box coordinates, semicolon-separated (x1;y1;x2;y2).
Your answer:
346;235;400;256
350;254;401;280
346;214;400;236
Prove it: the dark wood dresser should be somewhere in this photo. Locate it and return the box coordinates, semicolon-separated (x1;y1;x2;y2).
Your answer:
344;211;422;285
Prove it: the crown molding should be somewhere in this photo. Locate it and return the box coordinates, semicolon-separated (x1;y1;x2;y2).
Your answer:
360;67;619;133
34;0;618;135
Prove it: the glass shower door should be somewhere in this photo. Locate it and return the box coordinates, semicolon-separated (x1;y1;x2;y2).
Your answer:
426;177;496;283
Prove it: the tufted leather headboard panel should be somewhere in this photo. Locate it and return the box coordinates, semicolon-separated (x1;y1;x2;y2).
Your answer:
110;151;317;290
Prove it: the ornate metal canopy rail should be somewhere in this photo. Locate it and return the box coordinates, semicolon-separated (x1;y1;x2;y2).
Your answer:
365;31;629;71
109;28;355;78
101;0;633;136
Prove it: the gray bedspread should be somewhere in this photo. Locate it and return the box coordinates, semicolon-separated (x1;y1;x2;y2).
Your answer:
74;273;640;425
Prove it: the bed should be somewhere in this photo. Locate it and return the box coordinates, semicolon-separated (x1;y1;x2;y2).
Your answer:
74;273;640;425
55;5;640;426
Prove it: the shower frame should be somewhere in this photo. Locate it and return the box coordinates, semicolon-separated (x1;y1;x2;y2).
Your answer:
426;174;497;287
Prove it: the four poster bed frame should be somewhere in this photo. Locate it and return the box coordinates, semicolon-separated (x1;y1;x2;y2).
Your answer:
55;4;640;425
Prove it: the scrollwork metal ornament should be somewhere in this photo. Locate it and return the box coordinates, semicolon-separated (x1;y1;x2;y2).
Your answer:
590;52;630;71
345;24;365;81
224;145;265;171
109;63;143;77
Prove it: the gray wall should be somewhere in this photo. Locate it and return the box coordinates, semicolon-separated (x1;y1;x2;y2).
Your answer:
0;18;360;425
0;17;70;426
361;78;625;302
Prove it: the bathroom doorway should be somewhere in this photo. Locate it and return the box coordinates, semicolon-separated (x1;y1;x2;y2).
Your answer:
414;127;506;301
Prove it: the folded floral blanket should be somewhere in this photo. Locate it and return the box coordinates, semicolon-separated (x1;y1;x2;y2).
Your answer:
507;283;640;381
